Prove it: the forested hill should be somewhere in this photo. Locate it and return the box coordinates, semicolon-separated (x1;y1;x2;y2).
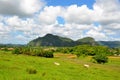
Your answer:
28;34;74;47
76;37;99;46
98;41;120;48
0;44;25;47
28;34;98;47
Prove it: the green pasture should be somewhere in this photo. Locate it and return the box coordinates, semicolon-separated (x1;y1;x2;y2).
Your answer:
0;51;120;80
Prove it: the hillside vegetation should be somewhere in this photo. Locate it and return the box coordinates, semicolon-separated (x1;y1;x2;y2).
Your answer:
98;41;120;48
28;34;98;47
28;34;120;48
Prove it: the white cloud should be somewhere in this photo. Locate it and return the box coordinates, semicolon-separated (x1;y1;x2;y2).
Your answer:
63;5;94;24
95;0;120;12
105;23;120;30
92;0;120;41
0;22;10;35
93;0;120;24
0;0;44;17
16;35;26;40
0;22;12;44
86;29;107;41
38;6;63;24
6;16;35;32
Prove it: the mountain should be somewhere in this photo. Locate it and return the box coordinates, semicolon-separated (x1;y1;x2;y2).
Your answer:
0;44;25;47
28;34;120;47
98;41;120;48
28;34;97;47
28;34;75;47
76;37;99;46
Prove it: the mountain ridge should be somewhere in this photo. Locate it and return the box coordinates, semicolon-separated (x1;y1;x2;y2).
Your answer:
28;34;75;47
0;34;119;48
28;34;120;48
97;41;120;48
28;34;98;47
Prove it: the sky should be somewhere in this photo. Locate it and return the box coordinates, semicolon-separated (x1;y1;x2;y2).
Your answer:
0;0;120;44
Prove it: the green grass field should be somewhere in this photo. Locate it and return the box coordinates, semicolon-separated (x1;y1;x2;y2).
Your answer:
0;51;120;80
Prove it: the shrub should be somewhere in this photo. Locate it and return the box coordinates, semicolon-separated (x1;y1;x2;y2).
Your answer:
12;47;54;58
12;48;21;54
34;49;43;56
43;50;54;58
74;52;82;58
26;67;37;74
92;54;108;64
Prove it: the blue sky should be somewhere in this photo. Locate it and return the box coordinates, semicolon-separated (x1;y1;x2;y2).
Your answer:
46;0;95;9
0;0;120;44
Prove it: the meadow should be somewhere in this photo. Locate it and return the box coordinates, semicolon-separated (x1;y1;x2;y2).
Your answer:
0;50;120;80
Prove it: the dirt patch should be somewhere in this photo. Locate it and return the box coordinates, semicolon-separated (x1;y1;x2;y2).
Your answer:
54;53;77;59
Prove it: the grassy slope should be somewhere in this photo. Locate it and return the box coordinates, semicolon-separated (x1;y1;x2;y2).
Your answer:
0;51;120;80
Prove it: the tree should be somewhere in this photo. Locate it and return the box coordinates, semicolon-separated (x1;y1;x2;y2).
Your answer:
12;48;21;54
92;54;108;64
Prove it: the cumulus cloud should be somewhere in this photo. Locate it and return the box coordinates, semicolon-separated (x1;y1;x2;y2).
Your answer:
86;29;107;40
0;21;12;43
38;6;63;24
6;16;34;32
0;0;44;17
63;5;94;24
93;0;120;40
93;0;120;24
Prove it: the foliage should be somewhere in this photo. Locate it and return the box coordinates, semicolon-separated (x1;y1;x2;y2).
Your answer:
55;45;118;57
110;48;120;56
12;47;54;58
56;47;73;54
42;50;54;58
71;45;112;57
74;52;82;57
92;54;108;64
11;45;120;58
12;48;21;54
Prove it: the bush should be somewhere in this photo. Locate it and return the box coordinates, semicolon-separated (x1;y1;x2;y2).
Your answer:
26;67;37;74
92;54;108;64
74;52;82;58
12;48;21;54
71;45;111;56
33;49;54;58
12;47;54;58
43;50;54;58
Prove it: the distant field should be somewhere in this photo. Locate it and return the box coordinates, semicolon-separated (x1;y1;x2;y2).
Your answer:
0;51;120;80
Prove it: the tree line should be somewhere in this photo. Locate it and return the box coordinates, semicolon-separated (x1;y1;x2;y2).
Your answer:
1;45;119;64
